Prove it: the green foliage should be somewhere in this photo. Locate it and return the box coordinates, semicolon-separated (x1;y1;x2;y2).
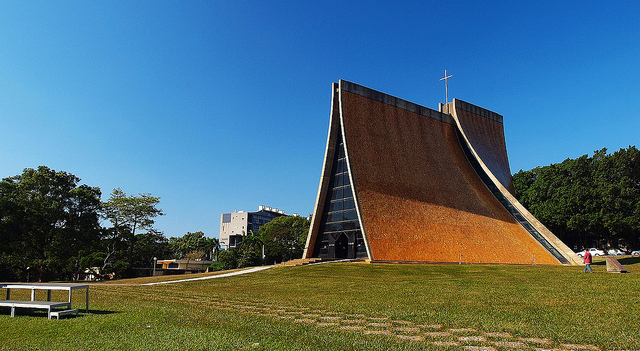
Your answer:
215;232;263;270
236;246;262;268
0;167;172;281
208;262;225;271
259;216;310;263
110;260;130;277
169;231;219;260
514;146;640;249
239;230;262;252
79;251;107;270
217;248;239;270
0;166;103;281
132;230;172;268
102;188;163;272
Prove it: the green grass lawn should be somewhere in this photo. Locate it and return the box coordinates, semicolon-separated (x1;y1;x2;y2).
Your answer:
1;257;639;350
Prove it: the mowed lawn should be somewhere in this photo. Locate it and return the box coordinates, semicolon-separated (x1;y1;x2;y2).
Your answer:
1;258;639;350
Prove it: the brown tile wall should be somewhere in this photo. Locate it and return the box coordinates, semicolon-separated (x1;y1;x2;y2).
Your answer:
340;91;560;265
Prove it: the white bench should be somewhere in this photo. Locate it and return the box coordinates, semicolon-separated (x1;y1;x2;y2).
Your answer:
1;283;89;318
0;300;71;319
49;309;79;319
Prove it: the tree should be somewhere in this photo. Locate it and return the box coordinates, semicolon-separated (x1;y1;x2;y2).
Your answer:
259;216;310;264
102;188;163;269
0;166;103;281
236;230;263;268
592;147;640;248
169;231;219;260
217;248;238;270
131;230;172;268
513;146;640;250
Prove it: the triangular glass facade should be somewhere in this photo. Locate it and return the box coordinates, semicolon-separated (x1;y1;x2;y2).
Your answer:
312;133;366;259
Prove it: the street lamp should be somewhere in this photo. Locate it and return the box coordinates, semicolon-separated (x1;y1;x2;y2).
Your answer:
153;257;157;276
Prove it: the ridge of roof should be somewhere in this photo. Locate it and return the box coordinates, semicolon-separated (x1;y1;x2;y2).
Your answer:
339;80;454;125
454;98;503;124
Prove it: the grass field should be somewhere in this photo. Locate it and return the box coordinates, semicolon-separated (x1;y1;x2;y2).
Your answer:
1;257;639;350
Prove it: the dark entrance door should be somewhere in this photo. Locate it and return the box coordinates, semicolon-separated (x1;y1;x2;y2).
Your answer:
335;234;349;259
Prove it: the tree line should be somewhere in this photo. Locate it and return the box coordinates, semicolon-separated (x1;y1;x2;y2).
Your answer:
0;166;311;282
0;166;221;282
513;146;640;251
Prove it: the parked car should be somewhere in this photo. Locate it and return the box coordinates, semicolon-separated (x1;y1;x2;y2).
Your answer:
631;250;640;256
576;248;606;257
607;248;626;256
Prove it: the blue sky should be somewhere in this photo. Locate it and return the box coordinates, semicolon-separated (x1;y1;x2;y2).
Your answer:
1;1;638;239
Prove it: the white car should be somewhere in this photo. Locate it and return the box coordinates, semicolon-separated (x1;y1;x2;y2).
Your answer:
607;249;626;256
576;248;606;257
631;250;640;256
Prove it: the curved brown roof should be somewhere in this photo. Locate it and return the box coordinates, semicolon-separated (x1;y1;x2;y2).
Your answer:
305;81;577;265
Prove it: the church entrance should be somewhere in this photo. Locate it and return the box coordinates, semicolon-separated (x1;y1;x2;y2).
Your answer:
335;234;349;259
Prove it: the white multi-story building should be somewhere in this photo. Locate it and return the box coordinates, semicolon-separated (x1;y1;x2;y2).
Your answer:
220;205;299;248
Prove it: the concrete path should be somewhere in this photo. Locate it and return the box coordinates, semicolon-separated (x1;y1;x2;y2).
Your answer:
169;294;605;351
141;266;273;286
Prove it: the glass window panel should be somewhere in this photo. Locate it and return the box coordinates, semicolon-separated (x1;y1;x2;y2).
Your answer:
315;134;365;258
328;201;343;212
327;212;342;223
344;199;355;210
343;210;357;221
342;221;357;230
342;185;352;198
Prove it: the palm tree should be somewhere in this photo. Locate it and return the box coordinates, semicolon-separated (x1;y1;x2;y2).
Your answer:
208;237;221;261
239;230;262;253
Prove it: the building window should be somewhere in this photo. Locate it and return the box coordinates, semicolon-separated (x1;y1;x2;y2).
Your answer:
313;133;365;259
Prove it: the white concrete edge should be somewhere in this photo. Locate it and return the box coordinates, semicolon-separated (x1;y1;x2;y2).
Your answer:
306;258;355;266
141;266;273;286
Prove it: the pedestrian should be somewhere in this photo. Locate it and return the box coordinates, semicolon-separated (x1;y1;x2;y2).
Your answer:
583;249;593;273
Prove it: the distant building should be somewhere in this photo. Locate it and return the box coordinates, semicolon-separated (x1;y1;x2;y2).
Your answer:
157;259;212;273
220;206;299;248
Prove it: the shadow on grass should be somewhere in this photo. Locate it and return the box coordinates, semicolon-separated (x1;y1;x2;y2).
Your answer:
0;308;118;319
615;256;640;265
591;256;640;266
87;309;118;315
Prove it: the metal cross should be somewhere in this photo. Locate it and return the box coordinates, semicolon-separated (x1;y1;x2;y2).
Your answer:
439;70;453;104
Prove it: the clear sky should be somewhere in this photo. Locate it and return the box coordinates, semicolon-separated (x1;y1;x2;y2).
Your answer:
1;1;638;239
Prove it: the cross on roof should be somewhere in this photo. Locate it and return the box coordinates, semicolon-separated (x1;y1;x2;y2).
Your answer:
439;70;453;104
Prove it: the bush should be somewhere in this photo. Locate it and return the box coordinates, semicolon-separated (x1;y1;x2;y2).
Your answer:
237;248;262;268
104;260;130;278
208;262;225;271
217;248;238;270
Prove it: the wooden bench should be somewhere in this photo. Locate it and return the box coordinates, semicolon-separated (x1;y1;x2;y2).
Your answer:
0;300;71;319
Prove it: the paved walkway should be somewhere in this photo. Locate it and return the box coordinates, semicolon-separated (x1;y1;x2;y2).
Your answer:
141;266;273;286
171;293;606;351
